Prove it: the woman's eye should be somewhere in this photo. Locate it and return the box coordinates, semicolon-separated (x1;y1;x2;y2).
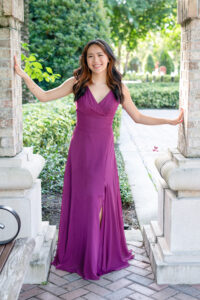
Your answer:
88;55;103;57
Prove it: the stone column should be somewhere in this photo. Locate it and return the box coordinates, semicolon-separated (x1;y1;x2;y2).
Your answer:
143;0;200;284
0;0;56;283
0;0;23;156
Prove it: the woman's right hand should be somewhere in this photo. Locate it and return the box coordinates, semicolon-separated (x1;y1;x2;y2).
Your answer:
14;55;27;79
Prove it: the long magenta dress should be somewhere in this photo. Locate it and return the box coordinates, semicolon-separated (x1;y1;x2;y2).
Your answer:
51;85;135;280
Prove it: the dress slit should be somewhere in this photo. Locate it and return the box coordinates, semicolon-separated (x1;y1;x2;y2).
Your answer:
99;205;103;227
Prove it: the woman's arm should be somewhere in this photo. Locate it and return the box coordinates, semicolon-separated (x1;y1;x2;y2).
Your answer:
14;55;76;102
121;83;184;126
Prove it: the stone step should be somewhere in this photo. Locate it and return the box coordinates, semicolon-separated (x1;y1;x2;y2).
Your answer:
0;237;35;300
124;228;143;242
23;223;57;284
32;221;49;261
142;224;155;257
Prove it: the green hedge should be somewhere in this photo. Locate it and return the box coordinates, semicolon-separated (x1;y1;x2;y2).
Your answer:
23;95;122;195
124;73;179;83
127;82;179;109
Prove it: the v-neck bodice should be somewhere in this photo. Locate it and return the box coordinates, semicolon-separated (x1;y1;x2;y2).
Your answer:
87;85;112;105
74;84;120;133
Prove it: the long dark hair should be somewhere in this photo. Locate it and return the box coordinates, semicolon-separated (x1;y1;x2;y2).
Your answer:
72;39;125;104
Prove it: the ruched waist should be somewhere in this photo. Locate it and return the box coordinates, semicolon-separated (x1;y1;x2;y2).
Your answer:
75;110;113;133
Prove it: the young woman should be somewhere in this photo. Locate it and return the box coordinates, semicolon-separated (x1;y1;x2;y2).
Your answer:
14;38;184;280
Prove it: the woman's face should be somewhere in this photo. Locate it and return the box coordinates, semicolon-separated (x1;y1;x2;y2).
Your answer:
86;44;109;74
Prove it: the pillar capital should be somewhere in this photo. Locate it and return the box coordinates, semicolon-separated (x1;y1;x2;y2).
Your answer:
155;147;200;195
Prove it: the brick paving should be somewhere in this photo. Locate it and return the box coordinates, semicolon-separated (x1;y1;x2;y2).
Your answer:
19;240;200;300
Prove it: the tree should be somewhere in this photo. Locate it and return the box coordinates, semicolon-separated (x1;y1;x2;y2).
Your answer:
104;0;177;71
145;54;155;73
160;23;181;73
128;57;140;72
29;0;111;90
159;50;174;74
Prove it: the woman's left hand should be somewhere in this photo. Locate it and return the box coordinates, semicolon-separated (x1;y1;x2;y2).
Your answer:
168;107;184;125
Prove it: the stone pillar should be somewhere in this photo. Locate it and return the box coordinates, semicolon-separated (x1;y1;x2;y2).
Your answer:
0;1;56;284
177;0;200;157
143;0;200;284
0;0;24;156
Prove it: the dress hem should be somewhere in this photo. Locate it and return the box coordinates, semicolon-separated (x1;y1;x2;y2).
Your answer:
51;252;135;281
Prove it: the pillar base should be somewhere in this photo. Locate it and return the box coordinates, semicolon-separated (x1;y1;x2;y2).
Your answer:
143;223;200;284
142;147;200;284
0;147;57;283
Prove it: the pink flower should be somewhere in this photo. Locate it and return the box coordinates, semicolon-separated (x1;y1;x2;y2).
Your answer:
153;146;159;152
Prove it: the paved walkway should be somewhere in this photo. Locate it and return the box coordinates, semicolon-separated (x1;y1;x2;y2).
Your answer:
121;108;178;185
19;109;200;300
19;239;200;300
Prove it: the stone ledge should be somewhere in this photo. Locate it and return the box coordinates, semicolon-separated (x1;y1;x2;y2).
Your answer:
24;223;57;284
0;237;35;300
155;147;200;192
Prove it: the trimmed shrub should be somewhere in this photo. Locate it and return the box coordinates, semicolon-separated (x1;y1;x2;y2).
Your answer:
159;50;175;74
123;73;179;83
145;54;155;73
127;82;179;109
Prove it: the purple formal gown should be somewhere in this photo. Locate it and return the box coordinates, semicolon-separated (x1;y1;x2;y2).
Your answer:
51;85;135;280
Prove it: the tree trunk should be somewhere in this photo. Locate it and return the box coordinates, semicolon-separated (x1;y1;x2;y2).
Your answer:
123;50;130;76
117;41;122;73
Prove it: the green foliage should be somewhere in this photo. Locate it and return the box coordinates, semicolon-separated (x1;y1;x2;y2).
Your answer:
112;105;122;143
23;95;122;195
41;281;48;285
28;0;111;90
124;73;179;83
115;144;133;206
159;50;174;74
127;82;179;109
21;42;61;83
145;54;155;73
104;0;177;51
133;15;180;77
160;15;181;65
